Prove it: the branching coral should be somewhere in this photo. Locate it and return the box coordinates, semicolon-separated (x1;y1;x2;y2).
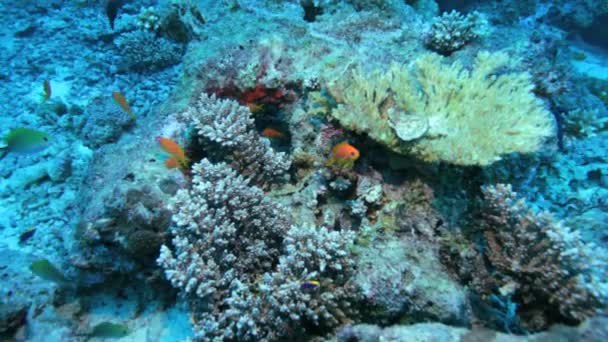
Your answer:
184;93;291;184
423;10;487;55
158;159;288;295
477;184;607;326
158;159;357;340
329;52;554;166
221;225;358;340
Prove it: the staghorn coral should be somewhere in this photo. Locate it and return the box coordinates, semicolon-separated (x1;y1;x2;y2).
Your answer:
158;159;358;340
423;10;487;55
184;93;291;184
329;51;554;166
477;184;607;328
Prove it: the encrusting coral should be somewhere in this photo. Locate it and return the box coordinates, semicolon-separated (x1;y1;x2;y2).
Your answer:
158;158;358;340
476;184;607;327
183;93;291;184
114;30;184;72
329;51;554;166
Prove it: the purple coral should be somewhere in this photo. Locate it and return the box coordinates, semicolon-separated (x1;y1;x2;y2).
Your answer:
184;93;291;185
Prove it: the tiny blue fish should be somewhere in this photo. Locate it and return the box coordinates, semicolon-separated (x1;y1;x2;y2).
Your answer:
301;280;320;290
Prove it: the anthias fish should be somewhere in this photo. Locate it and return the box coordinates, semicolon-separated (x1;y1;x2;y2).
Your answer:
157;136;188;169
261;127;284;139
112;91;136;120
326;141;360;168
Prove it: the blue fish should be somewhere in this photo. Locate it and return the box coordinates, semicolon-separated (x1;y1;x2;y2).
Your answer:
301;280;320;290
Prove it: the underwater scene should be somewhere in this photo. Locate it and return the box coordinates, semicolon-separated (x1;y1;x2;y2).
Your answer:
1;0;608;341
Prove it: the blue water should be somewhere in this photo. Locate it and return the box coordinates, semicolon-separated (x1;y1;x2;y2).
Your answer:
0;0;606;341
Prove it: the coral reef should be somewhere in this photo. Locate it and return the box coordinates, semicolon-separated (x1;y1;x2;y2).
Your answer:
158;158;357;340
158;0;206;43
114;30;184;72
423;10;487;55
183;93;291;185
81;96;134;147
354;237;469;325
136;7;162;32
337;316;608;342
329;51;554;166
2;0;608;339
446;184;607;330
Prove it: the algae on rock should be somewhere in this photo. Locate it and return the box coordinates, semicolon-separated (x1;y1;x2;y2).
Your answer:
329;52;554;166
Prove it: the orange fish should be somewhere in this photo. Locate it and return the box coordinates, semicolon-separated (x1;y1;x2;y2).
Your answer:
242;85;268;103
112;91;135;120
261;127;283;139
326;141;360;168
157;136;188;168
246;102;265;113
164;157;179;169
42;80;51;102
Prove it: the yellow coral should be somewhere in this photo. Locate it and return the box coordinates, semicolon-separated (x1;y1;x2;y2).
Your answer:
329;52;554;166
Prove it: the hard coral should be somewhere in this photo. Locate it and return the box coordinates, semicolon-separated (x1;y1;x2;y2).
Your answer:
158;159;358;340
329;51;554;166
81;96;134;147
114;30;184;72
184;93;291;185
423;10;487;55
476;184;607;329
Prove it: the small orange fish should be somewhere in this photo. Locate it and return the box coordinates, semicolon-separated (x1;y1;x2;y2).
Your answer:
326;141;360;168
164;157;179;169
261;127;283;139
112;91;135;120
157;136;188;167
42;80;51;102
246;102;265;113
242;85;268;103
